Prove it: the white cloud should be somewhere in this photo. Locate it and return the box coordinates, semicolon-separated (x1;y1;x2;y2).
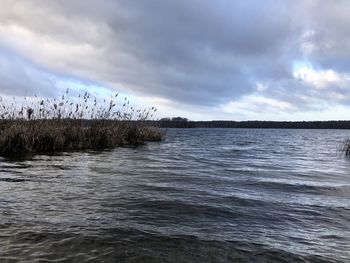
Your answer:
293;67;348;90
221;94;297;115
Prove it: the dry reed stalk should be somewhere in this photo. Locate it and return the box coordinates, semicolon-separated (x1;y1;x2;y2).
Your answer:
0;91;162;154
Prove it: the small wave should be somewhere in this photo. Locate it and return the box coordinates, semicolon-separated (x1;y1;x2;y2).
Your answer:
244;180;349;196
0;229;342;262
0;177;28;183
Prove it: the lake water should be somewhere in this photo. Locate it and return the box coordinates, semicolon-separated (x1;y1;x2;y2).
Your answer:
0;129;349;262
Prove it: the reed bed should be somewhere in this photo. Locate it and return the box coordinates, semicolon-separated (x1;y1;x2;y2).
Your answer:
0;90;162;154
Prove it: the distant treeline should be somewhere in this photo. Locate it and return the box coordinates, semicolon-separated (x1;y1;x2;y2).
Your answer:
156;118;350;129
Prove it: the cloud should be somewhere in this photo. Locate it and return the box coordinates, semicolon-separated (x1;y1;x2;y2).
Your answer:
221;95;297;115
0;1;300;103
300;0;350;72
0;0;349;120
0;48;57;97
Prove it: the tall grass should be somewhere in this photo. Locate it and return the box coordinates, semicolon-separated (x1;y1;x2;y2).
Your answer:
0;90;162;154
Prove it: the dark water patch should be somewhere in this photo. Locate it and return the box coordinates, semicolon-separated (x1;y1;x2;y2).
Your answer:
243;180;350;196
0;169;23;174
0;177;27;183
44;164;71;170
319;234;348;241
0;164;33;169
0;229;342;263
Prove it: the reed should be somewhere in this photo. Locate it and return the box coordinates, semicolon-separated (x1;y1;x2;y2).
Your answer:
343;139;350;158
0;90;162;154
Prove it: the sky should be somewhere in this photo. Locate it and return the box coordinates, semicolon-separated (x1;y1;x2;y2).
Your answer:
0;0;350;121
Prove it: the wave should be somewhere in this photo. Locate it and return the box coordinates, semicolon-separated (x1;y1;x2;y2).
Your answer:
0;228;342;263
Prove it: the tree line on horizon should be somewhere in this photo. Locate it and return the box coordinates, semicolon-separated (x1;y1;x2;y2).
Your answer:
157;118;350;129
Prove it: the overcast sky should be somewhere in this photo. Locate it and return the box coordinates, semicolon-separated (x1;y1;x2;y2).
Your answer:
0;0;350;120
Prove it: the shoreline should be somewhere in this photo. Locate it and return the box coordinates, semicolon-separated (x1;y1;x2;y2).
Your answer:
157;120;350;129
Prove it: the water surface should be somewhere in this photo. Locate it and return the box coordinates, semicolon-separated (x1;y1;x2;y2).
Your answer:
0;129;349;262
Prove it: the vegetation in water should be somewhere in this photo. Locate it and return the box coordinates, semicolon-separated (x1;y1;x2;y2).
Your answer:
0;89;162;154
343;139;350;158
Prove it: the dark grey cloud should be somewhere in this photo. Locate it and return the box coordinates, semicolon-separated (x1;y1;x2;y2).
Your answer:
0;0;349;116
99;0;302;105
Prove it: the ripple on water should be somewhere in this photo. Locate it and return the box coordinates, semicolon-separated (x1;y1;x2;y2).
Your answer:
0;129;349;262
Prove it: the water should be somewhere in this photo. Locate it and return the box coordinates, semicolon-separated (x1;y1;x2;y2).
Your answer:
0;129;349;262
